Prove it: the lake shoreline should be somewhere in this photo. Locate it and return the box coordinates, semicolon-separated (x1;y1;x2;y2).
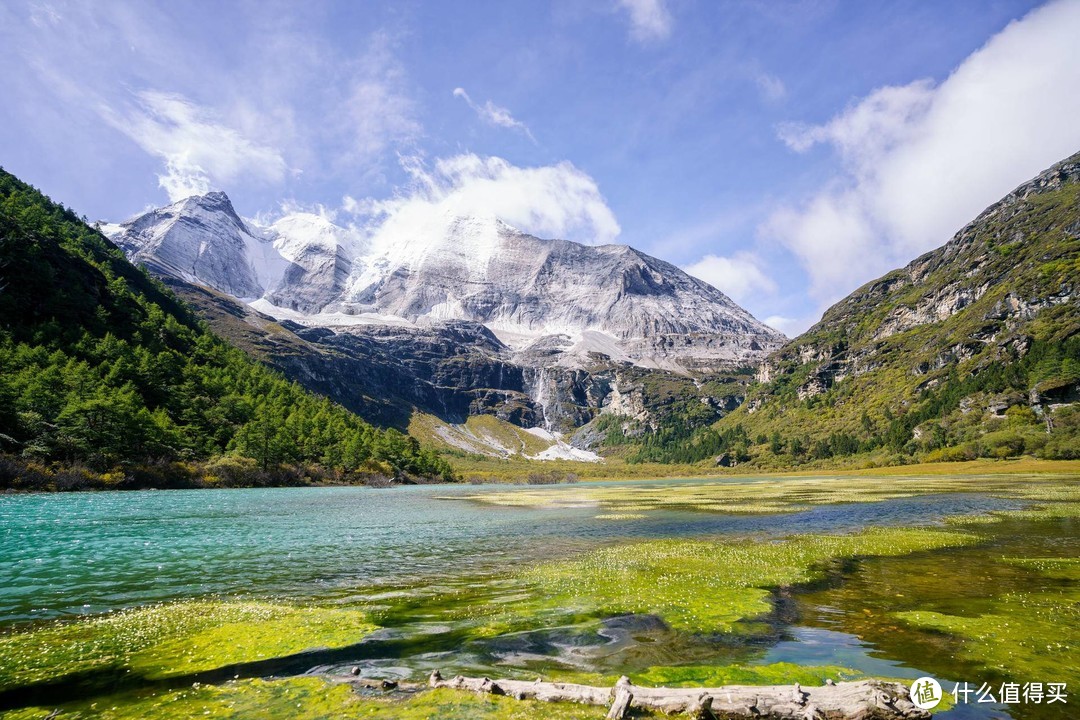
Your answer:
4;454;1078;495
0;454;456;494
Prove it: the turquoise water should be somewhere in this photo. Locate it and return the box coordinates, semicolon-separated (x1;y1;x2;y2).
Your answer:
0;480;1014;626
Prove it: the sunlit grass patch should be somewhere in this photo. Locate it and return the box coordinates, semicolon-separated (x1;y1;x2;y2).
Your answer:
683;502;798;514
1008;482;1080;501
991;500;1080;519
0;600;377;689
943;514;1003;525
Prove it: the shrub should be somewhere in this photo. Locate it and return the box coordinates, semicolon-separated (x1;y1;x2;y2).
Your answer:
978;430;1027;458
1038;436;1080;459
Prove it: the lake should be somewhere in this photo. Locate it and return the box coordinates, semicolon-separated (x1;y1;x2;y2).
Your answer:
1;476;1075;719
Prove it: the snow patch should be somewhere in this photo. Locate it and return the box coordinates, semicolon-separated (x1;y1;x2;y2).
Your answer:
523;426;558;441
522;426;603;463
248;299;417;328
96;222;124;238
527;438;602;463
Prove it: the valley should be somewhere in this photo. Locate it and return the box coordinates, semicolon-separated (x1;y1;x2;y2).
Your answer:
1;34;1078;720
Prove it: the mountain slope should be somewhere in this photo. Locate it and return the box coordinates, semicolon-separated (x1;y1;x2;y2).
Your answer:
0;168;454;485
101;193;786;453
637;151;1080;465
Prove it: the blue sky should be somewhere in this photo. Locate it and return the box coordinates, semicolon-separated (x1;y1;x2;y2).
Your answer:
3;0;1079;335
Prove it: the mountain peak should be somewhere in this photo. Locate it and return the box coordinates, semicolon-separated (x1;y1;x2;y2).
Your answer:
175;190;242;223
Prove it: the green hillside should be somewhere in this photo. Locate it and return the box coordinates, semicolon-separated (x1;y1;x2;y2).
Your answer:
623;151;1080;468
0;168;455;488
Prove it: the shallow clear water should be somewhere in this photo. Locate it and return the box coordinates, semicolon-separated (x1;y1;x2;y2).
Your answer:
0;479;1015;625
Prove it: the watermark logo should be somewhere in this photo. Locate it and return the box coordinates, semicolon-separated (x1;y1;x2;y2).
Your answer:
954;681;1067;705
911;677;943;710
909;677;1068;707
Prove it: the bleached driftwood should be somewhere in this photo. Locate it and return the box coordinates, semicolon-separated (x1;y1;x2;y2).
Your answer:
426;670;931;719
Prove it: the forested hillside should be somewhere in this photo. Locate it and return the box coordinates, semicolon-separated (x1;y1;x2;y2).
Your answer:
0;169;455;488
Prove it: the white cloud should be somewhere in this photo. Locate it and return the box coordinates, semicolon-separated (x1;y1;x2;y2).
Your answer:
764;315;803;336
28;2;60;28
762;191;877;299
103;90;287;202
764;0;1080;304
777;80;934;160
453;87;536;143
344;153;620;248
683;252;777;305
616;0;672;43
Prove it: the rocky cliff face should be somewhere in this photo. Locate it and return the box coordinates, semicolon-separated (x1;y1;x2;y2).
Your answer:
104;196;784;440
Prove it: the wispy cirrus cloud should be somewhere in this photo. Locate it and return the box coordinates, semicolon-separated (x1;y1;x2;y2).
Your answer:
453;87;536;143
754;71;787;103
615;0;672;43
101;90;288;202
764;0;1080;305
334;33;421;169
27;1;60;28
9;0;422;205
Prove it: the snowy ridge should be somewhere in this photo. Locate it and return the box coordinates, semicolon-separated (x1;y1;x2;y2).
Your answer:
104;191;786;371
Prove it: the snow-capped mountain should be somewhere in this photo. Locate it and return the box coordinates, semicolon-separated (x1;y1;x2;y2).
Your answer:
103;192;784;372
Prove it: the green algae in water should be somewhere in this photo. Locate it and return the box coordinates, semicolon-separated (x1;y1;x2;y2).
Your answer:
895;591;1077;681
1003;557;1080;581
5;489;1077;719
0;601;377;689
495;528;980;635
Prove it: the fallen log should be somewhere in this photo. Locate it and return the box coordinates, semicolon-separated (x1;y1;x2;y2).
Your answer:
605;677;633;719
425;670;931;719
